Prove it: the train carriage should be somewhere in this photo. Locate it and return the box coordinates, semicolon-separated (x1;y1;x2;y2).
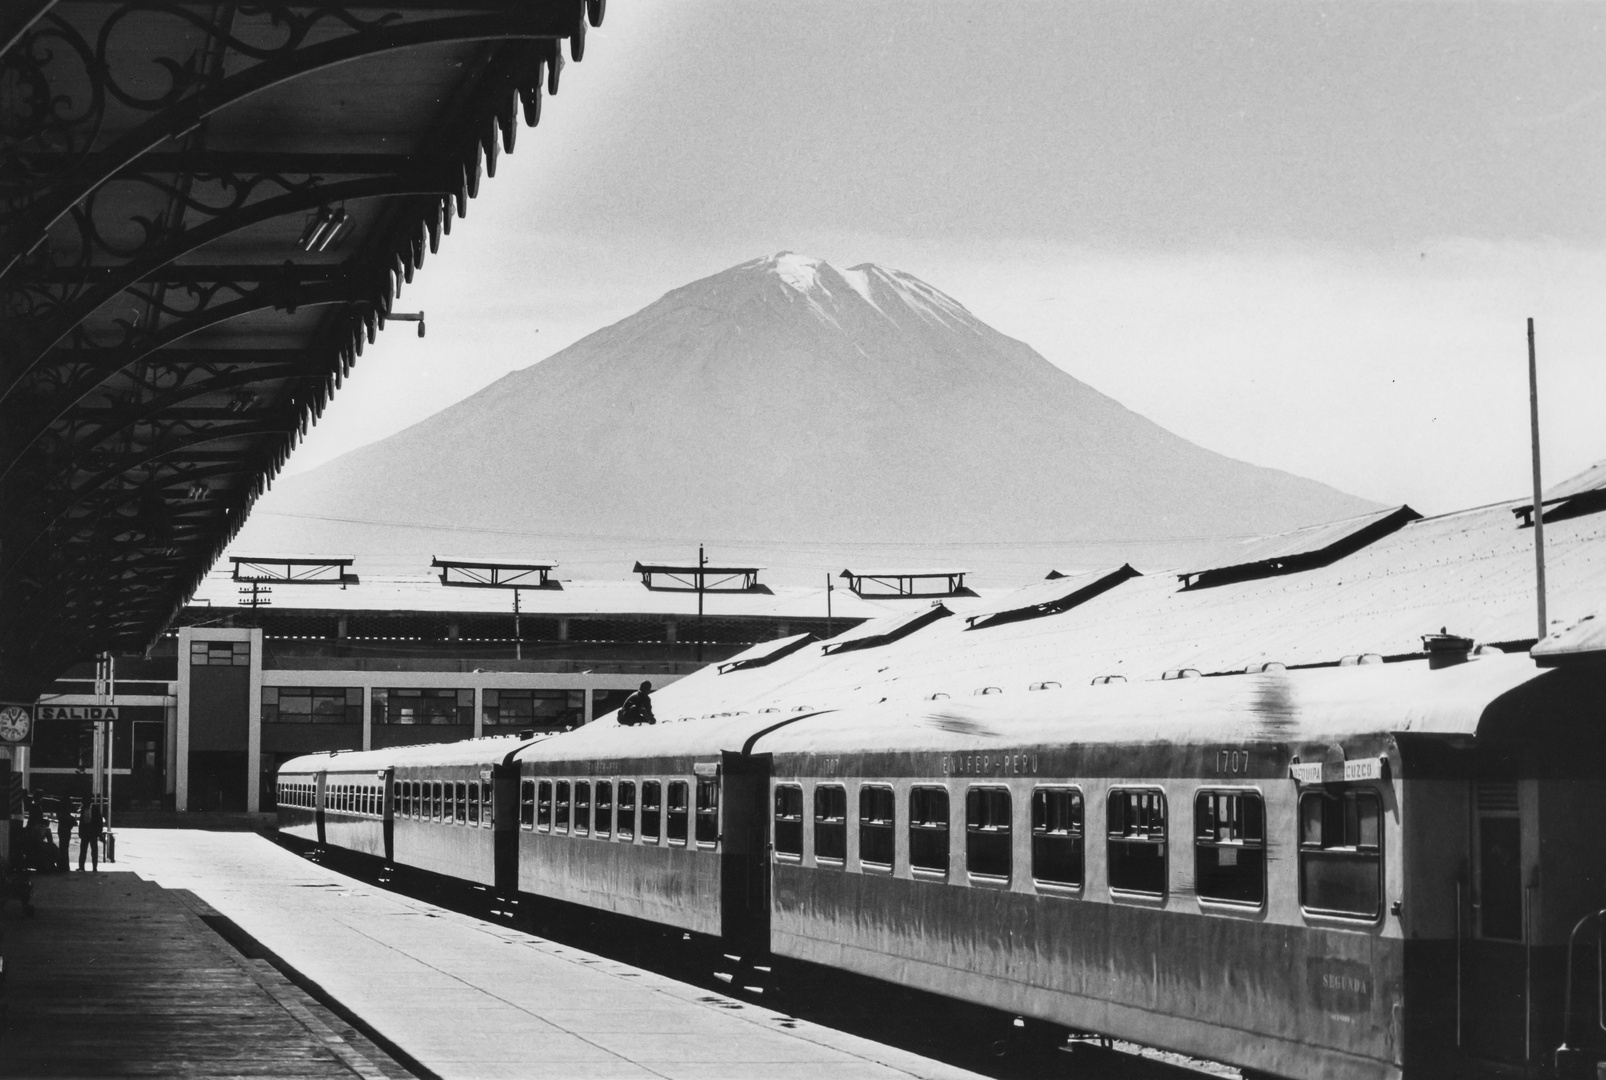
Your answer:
280;648;1606;1080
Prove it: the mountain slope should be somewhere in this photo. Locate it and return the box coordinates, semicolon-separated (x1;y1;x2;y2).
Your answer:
248;253;1378;569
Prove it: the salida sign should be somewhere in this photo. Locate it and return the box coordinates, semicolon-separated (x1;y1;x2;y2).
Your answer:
0;704;33;746
36;705;119;722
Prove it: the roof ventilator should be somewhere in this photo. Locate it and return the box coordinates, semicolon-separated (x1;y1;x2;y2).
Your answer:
1422;629;1476;669
1028;681;1062;691
1246;662;1286;674
1339;653;1385;667
925;692;950;700
974;686;1002;695
1161;668;1202;680
1090;675;1126;686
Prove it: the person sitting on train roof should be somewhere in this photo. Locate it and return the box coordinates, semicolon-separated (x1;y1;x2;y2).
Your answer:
618;681;656;726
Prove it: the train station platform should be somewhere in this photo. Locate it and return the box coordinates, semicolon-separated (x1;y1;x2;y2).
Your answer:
2;830;992;1080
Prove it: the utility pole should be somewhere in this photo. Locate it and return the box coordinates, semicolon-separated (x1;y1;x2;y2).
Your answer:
1528;317;1548;641
696;544;706;663
513;587;522;661
825;572;834;638
238;581;272;609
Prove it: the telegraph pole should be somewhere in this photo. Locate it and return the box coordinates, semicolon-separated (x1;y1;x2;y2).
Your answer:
513;587;522;661
1528;317;1548;640
825;572;834;638
696;544;706;663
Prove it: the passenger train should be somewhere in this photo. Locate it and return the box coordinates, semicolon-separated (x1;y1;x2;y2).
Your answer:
278;649;1606;1080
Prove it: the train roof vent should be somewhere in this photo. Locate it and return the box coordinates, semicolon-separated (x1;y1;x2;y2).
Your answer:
791;705;813;712
1090;675;1126;685
974;686;1002;695
1245;661;1286;673
1339;653;1385;666
925;692;950;700
1161;668;1202;680
1177;505;1419;590
964;565;1140;629
1028;681;1061;691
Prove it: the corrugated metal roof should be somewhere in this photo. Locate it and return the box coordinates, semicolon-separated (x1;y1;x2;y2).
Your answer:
282;733;540;774
1179;505;1419;586
646;500;1606;719
186;570;924;620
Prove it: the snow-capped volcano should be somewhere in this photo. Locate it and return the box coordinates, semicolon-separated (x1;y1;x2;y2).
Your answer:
238;253;1377;578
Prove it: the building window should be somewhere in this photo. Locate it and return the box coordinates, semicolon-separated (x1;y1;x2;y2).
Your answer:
814;784;847;863
1196;790;1266;906
641;781;662;842
617;781;636;840
482;688;584;731
1107;789;1167;896
965;787;1011;880
595;781;613;838
774;784;804;859
1031;787;1084;888
574;781;591;836
695;778;719;847
520;780;535;829
372;688;473;726
537;780;552;830
191;640;250;666
859;785;895;869
263;686;362;724
555;780;571;834
666;781;689;845
1299;790;1382;919
909;786;950;874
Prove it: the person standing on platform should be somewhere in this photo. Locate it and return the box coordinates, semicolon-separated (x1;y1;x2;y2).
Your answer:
79;799;105;872
618;681;656;726
55;797;77;872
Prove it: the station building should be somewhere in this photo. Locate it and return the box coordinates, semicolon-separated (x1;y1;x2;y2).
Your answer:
17;558;928;814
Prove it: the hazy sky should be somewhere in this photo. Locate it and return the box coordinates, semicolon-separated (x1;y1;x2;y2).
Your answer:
274;2;1606;525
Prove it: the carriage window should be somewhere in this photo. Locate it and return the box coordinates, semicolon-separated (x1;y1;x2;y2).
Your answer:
411;781;421;818
433;782;443;820
1031;787;1084;887
1108;788;1167;896
667;781;689;844
520;780;536;829
774;784;804;859
537;780;552;830
859;785;895;868
696;779;719;847
444;782;456;822
595;781;613;838
617;781;637;840
574;781;591;836
966;787;1012;880
454;782;468;824
555;781;571;834
482;782;493;826
392;782;402;815
642;781;662;842
1299;790;1382;919
466;782;479;824
814;785;847;863
910;786;950;874
1196;790;1265;906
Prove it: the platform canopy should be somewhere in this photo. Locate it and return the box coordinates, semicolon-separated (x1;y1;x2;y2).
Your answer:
838;567;971;599
0;0;601;699
633;562;766;593
432;555;556;589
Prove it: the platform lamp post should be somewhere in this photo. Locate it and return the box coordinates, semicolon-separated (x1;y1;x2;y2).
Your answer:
94;652;114;845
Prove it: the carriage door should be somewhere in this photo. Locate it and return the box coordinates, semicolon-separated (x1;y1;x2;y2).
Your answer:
1466;779;1531;1066
720;751;773;952
381;767;396;862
